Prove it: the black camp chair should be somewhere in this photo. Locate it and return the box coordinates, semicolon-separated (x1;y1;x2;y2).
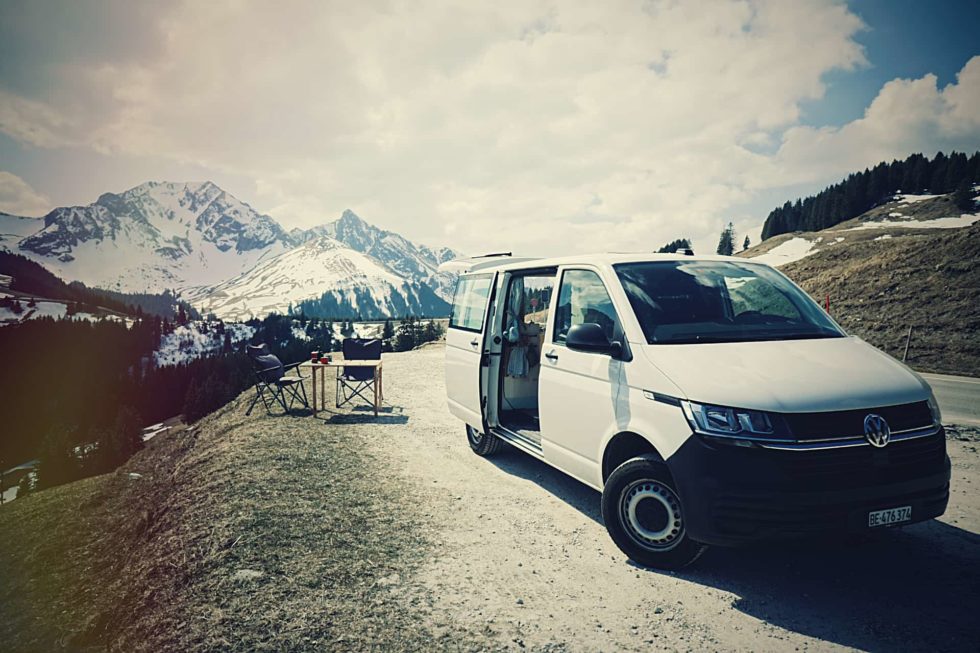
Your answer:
246;344;310;416
336;338;382;409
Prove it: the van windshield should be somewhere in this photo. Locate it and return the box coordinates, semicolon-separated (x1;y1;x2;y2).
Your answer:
614;261;845;344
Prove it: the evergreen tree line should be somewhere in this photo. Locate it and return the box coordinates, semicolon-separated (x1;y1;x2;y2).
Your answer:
657;238;692;253
761;151;980;240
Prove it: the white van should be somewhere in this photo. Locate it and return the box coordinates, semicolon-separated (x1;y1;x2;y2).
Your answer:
443;252;949;568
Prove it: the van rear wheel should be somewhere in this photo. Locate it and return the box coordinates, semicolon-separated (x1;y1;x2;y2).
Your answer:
466;424;502;456
601;455;706;569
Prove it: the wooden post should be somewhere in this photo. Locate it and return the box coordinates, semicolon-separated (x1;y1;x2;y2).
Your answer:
903;325;913;362
825;294;830;312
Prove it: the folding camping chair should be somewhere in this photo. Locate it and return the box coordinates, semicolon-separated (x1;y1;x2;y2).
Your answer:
336;338;382;410
246;344;310;416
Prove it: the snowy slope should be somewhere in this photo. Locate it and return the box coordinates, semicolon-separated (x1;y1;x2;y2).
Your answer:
16;181;293;292
187;236;450;321
0;213;44;249
295;210;459;302
154;321;255;366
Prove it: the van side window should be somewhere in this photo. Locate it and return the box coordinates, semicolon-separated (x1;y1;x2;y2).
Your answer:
449;274;494;332
553;269;619;343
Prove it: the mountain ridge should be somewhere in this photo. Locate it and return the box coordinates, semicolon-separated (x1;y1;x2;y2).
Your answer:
1;181;459;319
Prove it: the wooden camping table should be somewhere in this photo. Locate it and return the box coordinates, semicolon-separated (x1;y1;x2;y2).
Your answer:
300;359;384;417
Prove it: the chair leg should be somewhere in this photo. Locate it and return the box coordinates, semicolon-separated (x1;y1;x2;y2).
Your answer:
246;386;263;416
338;379;375;408
273;386;290;413
246;384;273;416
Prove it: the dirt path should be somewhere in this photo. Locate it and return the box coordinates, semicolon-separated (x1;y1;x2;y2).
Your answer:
362;346;980;652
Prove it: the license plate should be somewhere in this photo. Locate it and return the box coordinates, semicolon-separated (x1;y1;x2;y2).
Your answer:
868;506;912;528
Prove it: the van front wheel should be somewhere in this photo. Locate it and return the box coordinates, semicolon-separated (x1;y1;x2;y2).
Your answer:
466;424;502;456
601;456;706;569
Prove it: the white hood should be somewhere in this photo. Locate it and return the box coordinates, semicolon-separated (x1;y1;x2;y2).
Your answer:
640;336;931;413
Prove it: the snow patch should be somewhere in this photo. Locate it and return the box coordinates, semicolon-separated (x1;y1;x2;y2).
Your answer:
749;237;818;267
888;212;904;218
851;214;980;231
875;235;893;241
897;194;942;204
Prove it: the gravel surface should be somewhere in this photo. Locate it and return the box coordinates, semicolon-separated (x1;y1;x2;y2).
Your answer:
371;345;980;652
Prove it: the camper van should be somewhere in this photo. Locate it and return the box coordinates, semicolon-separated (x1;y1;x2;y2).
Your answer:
443;253;949;569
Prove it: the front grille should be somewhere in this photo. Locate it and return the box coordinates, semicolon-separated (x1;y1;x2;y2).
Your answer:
780;401;933;440
775;432;947;487
712;482;949;536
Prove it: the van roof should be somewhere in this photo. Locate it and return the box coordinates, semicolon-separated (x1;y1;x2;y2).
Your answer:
439;252;763;274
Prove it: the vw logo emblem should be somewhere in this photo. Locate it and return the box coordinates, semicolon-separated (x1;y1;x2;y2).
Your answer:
864;414;891;448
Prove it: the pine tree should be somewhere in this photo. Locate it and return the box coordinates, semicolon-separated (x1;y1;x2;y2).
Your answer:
716;222;735;256
742;235;750;251
953;179;975;212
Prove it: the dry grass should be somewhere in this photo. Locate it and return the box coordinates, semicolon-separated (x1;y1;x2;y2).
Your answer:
742;196;980;376
0;391;477;652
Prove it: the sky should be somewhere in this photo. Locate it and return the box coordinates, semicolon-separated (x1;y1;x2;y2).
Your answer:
0;0;978;257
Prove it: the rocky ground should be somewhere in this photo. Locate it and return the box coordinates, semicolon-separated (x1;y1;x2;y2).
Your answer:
2;346;978;651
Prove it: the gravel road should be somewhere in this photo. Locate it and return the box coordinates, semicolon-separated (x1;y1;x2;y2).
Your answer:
348;345;979;652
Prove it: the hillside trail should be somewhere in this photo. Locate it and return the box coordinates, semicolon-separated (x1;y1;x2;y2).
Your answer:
360;345;980;652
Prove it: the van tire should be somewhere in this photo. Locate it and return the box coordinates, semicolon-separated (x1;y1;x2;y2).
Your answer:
466;424;502;456
601;455;706;570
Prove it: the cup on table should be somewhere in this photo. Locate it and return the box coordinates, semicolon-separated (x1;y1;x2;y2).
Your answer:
320;356;330;364
311;350;319;362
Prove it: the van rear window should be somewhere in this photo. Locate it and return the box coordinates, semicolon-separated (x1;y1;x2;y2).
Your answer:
450;274;494;332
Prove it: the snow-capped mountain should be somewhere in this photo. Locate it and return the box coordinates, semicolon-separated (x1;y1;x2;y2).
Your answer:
293;209;459;301
186;236;449;321
16;181;293;292
2;181;459;320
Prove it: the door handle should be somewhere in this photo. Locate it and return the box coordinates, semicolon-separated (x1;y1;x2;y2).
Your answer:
470;338;480;347
544;350;559;361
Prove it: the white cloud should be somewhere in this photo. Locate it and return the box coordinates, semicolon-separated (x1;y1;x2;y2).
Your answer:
771;56;980;186
0;1;976;255
0;171;52;216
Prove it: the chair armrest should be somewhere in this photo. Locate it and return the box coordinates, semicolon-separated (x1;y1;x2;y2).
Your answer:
282;361;304;376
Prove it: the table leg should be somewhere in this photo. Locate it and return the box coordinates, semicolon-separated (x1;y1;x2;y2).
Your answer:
373;367;379;417
379;366;383;402
311;365;317;417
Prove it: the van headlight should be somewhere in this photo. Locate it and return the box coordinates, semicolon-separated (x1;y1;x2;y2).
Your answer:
680;400;780;440
927;392;942;426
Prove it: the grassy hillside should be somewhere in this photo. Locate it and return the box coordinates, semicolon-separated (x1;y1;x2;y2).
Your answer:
0;389;466;652
744;193;980;376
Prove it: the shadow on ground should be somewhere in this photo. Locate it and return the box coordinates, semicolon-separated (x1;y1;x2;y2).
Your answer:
488;444;980;651
316;405;409;425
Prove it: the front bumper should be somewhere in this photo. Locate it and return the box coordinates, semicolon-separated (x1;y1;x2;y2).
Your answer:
667;429;951;547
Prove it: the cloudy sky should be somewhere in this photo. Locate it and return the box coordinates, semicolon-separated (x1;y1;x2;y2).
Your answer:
1;0;978;256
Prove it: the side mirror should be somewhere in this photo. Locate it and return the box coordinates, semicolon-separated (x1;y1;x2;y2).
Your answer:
566;323;623;358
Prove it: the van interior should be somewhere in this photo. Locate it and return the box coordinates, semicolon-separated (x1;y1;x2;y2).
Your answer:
497;271;556;440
